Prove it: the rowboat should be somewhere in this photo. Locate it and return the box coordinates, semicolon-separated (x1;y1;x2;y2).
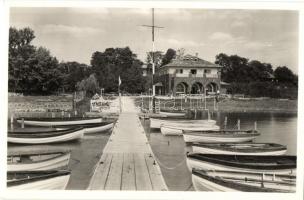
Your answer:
7;170;70;190
182;130;260;143
192;169;296;192
150;118;216;129
186;153;296;175
191;143;287;155
7;151;71;172
56;121;115;134
159;110;186;117
160;124;220;136
8;127;84;144
16;117;103;127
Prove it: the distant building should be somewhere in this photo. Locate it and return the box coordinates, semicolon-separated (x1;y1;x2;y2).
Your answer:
154;54;222;95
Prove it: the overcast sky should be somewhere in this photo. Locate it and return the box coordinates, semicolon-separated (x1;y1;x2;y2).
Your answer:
10;8;299;73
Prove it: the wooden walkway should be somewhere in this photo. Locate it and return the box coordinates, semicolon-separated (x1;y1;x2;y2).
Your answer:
87;97;167;191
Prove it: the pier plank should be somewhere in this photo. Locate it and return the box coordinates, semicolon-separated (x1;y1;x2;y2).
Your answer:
87;153;112;190
134;153;153;190
105;153;123;190
121;153;136;190
144;153;168;191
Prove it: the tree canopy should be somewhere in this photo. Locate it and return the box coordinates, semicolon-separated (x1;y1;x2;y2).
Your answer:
91;47;145;93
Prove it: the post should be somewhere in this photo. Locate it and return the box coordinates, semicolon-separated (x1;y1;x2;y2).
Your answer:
237;119;240;130
10;115;14;130
68;113;71;118
61;110;64;117
254;121;257;131
213;96;216;111
224;116;227;129
21;118;24;129
180;96;183;110
51;112;55;118
204;90;207;110
194;109;197;119
74;110;77;116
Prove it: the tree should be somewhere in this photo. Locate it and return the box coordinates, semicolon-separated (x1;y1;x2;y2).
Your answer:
161;48;176;66
76;74;100;97
91;47;145;93
274;66;297;84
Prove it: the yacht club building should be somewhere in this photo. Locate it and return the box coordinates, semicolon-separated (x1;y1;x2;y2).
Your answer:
154;54;222;95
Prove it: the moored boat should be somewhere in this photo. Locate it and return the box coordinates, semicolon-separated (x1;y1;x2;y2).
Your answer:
8;127;84;144
16;117;103;127
192;169;296;192
191;143;287;155
56;121;115;134
160;124;220;136
159;110;186;117
182;130;260;143
7;151;71;172
186;153;296;175
150;118;216;129
7;170;71;190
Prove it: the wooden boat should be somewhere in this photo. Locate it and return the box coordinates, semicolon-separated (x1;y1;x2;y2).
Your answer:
192;169;296;192
16;117;103;127
191;143;287;155
186;153;296;175
182;130;260;143
160;124;220;136
150;118;216;129
8;127;84;144
7;170;70;190
7;151;71;172
159;110;186;117
56;121;115;134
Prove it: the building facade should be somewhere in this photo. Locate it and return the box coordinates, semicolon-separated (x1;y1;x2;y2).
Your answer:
154;54;222;95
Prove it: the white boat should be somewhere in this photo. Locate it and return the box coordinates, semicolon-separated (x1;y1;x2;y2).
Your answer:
7;151;71;172
8;127;84;144
192;169;296;192
186;153;296;175
17;117;103;127
7;170;70;190
159;111;186;117
182;130;260;143
160;124;220;136
150;118;216;129
191;143;287;155
56;122;115;134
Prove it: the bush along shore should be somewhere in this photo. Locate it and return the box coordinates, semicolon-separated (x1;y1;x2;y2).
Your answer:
136;97;298;114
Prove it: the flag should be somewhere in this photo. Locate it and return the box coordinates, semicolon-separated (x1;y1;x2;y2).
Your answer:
118;76;121;86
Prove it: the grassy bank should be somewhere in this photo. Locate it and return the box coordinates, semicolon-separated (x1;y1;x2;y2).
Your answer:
135;97;298;113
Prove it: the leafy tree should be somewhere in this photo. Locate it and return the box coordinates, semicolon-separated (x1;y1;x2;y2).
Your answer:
161;48;176;66
274;66;297;84
76;74;100;97
91;47;145;93
59;61;91;92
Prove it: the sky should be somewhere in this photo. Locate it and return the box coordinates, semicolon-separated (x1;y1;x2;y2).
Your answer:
9;7;299;73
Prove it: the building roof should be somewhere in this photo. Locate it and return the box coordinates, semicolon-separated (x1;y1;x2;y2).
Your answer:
162;54;221;69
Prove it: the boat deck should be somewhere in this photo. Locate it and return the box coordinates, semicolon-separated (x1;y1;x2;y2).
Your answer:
87;97;167;191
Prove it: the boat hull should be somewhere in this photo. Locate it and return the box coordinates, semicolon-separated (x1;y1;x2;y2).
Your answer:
183;133;257;143
150;118;216;129
83;123;114;134
192;170;295;192
7;152;71;172
17;117;103;127
159;111;186;117
186;154;296;175
160;125;220;136
192;144;287;155
8;129;84;144
7;171;70;190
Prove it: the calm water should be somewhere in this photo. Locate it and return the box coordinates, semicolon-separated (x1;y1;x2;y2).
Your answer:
142;111;297;191
7;130;111;190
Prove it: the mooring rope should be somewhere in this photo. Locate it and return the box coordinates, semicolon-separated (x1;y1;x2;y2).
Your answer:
152;154;187;170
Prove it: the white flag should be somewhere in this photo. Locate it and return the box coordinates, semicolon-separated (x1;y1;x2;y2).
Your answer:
118;76;121;86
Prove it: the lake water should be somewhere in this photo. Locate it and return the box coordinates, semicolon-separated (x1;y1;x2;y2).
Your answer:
142;111;297;191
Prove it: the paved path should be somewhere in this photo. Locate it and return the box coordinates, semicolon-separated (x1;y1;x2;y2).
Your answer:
87;96;167;191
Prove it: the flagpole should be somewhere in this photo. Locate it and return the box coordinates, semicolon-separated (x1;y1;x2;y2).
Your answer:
118;76;122;113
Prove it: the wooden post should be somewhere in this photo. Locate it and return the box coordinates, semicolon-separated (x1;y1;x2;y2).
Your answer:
224;116;227;129
204;92;207;110
194;109;197;119
10;115;14;130
213;96;216;111
51;112;55;118
197;97;199;109
207;109;210;120
68;113;71;118
21;118;24;129
189;96;192;110
61;111;64;117
254;121;257;131
74;110;77;116
237;119;240;130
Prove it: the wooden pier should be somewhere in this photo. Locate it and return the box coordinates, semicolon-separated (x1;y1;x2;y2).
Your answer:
87;97;167;191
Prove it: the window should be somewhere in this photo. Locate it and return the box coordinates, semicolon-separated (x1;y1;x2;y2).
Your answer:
176;69;183;74
204;69;211;74
191;69;197;74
